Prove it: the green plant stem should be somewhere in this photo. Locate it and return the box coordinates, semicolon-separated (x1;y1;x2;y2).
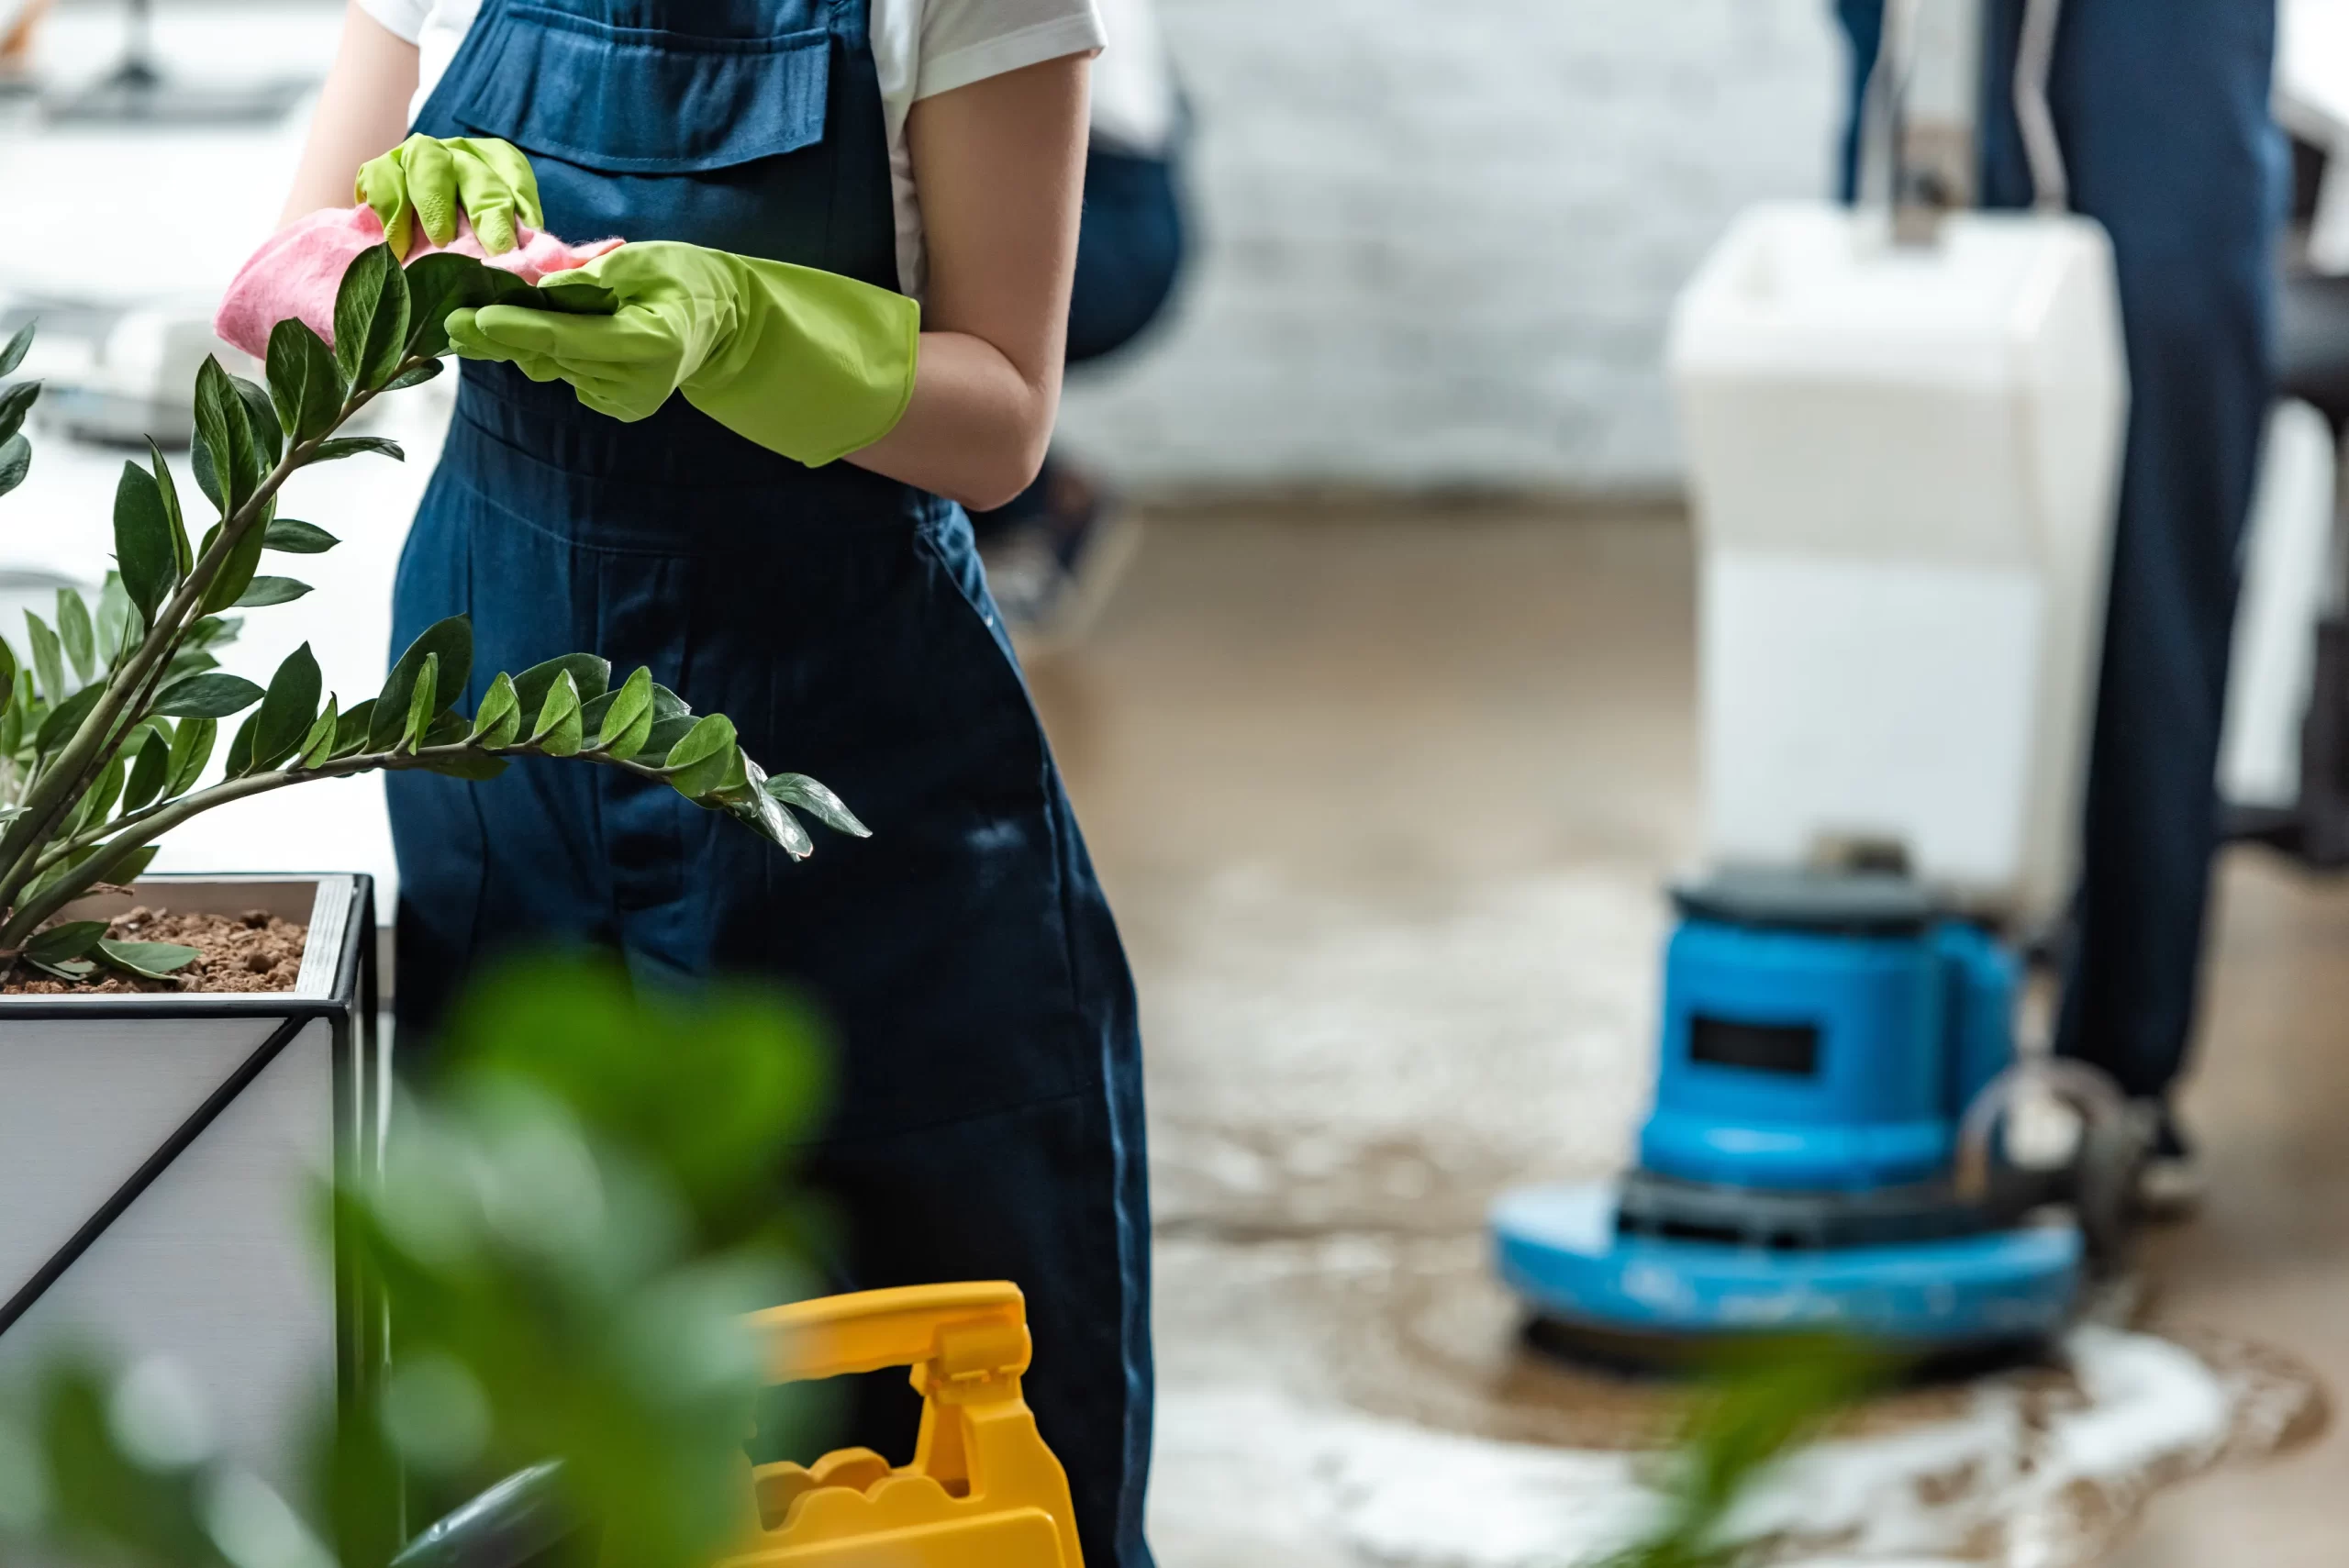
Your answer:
0;371;406;917
0;736;673;945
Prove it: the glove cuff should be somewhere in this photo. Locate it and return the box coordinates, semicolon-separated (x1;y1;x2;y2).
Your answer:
684;267;921;468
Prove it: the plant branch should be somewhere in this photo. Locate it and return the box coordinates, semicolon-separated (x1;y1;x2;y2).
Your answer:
0;733;674;943
0;369;409;914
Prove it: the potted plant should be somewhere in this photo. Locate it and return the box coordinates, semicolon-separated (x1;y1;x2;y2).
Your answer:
0;243;865;1490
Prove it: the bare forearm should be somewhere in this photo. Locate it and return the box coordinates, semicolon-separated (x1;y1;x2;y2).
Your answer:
280;1;417;225
844;57;1089;513
847;331;1060;511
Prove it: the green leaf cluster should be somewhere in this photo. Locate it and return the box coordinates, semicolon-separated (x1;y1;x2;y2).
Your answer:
0;953;832;1568
0;247;858;977
1591;1335;1891;1568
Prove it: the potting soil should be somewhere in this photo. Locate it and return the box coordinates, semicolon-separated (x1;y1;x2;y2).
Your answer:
2;905;307;993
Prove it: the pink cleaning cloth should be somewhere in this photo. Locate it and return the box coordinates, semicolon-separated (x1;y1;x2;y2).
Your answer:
215;205;624;360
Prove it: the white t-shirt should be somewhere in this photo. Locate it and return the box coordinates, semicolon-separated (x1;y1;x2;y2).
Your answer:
356;0;1108;298
1086;0;1175;156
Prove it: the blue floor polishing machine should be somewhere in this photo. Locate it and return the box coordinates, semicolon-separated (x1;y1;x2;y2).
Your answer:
1492;0;2149;1362
1491;868;2144;1362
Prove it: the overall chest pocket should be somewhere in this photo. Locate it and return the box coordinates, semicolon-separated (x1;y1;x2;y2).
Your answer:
450;4;831;173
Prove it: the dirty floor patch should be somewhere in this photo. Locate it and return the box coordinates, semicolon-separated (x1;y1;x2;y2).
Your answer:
1038;514;2336;1566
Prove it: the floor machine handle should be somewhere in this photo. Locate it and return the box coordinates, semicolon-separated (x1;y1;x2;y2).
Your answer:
1954;1057;2150;1269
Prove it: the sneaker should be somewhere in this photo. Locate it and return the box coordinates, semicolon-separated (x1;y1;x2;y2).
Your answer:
977;465;1143;658
2137;1105;2205;1219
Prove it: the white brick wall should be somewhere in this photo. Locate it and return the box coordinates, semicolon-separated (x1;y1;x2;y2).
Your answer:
1059;0;1850;495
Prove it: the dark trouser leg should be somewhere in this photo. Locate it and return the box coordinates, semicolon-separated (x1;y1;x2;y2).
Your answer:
1838;0;2280;1098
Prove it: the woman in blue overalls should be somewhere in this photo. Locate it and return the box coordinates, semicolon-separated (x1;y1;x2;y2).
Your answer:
280;3;1152;1562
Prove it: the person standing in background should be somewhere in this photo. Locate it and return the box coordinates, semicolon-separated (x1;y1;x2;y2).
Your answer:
277;0;1156;1562
1838;0;2280;1204
974;0;1187;653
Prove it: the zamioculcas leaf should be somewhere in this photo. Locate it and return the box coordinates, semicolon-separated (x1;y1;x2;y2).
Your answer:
371;616;472;750
334;699;376;758
114;461;179;621
333;242;412;394
123;728;171;812
161;716;215;797
103;843;160;886
421;751;509;781
0;435;28;499
185;613;242;650
720;757;812;857
295;696;340;770
24;920;107;965
265;317;346;444
197;517;271;617
0;378;38;446
765;773;872;837
55;590;94;684
71;755;127;834
193;357;260;517
34;682;104;756
309;436;406;464
662;713;738;799
745;793;815;857
230;374;284;467
236;576;313;608
469;672;521;746
148;439;194;575
224;712;258;777
264;518;340;554
529;669;583;756
402;651;440;753
96;939;201;981
1;669;28;751
0;321;30;378
595;666;655;755
153;671;265;719
642;716;697;758
17;842;99;909
0;635;15;716
597;703;655;762
24;611;63;704
190;429;221;509
512;652;609;716
253;642;323;771
403;250;542;359
96;573;135;664
576;687;618;737
384;359;444;391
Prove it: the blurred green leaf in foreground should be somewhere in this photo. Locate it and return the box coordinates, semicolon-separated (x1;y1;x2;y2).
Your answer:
0;952;832;1568
1597;1334;1892;1568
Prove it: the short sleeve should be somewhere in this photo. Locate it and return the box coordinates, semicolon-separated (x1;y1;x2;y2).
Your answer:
915;0;1107;103
355;0;430;45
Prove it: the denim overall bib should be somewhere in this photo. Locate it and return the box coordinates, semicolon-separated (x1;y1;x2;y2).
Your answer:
387;5;1153;1562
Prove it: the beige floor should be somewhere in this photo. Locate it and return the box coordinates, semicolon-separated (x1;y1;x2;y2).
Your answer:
1032;506;2344;1564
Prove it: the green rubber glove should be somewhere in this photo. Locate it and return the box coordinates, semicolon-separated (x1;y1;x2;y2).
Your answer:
358;134;544;260
445;240;920;468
